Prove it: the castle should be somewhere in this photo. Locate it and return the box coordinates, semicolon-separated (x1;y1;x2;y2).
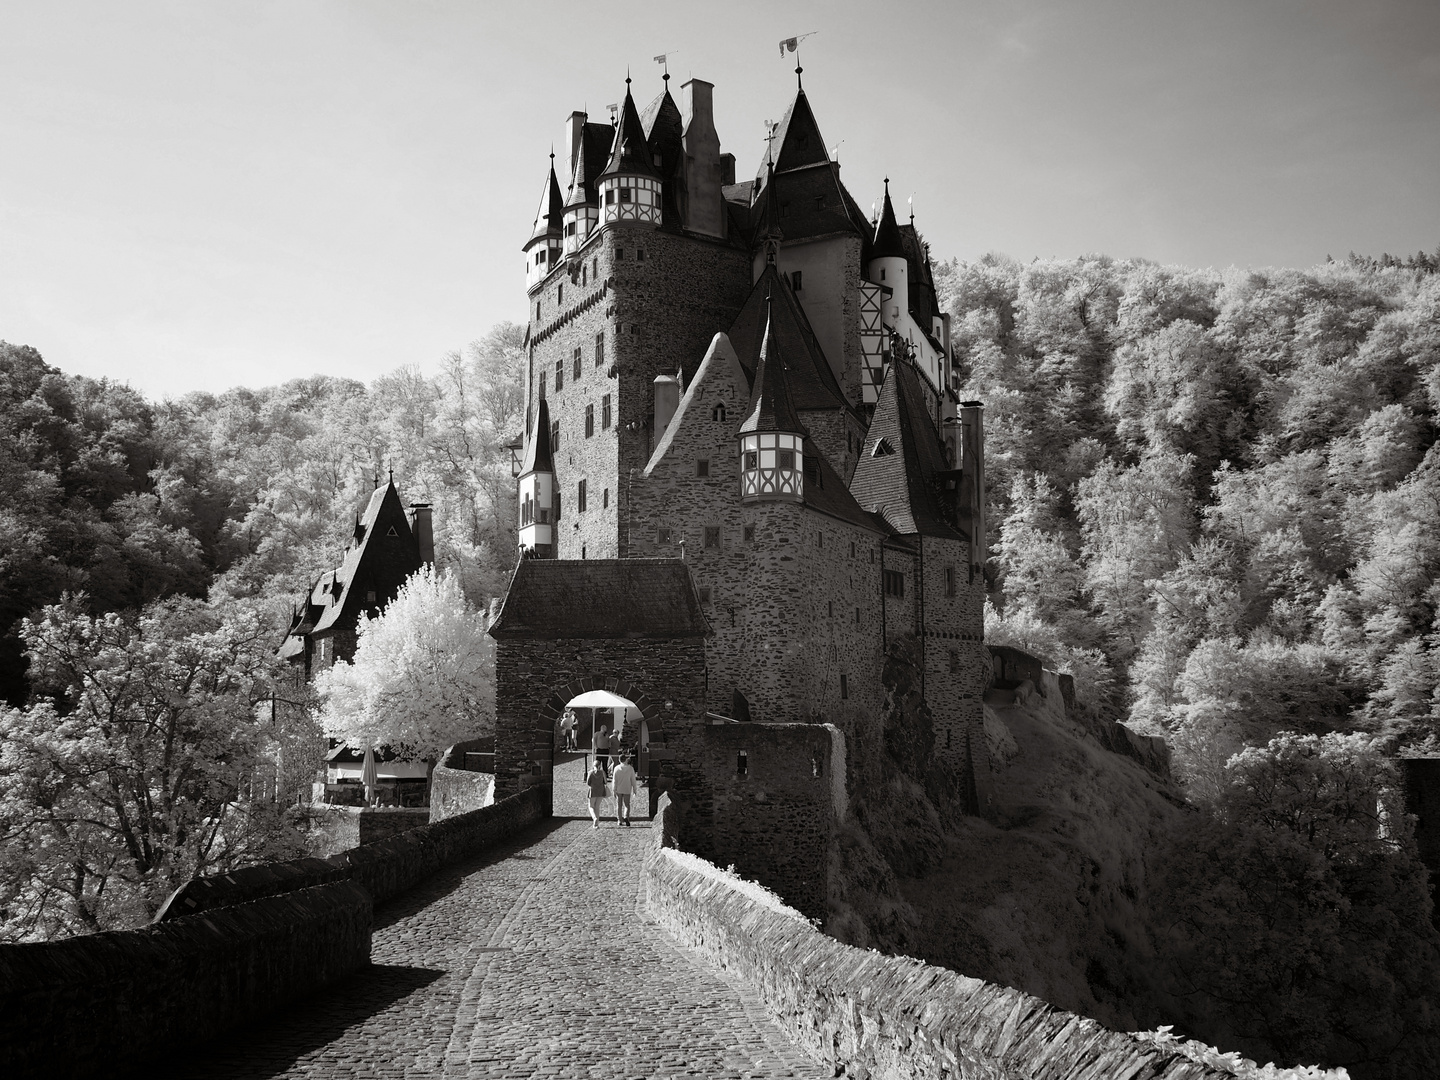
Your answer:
498;68;993;825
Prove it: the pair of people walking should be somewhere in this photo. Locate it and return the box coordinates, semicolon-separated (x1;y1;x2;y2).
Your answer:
586;753;636;828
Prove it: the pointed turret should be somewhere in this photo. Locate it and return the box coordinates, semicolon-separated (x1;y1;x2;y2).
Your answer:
597;77;662;226
524;154;565;289
517;397;556;556
562;118;609;255
738;297;806;503
871;179;906;260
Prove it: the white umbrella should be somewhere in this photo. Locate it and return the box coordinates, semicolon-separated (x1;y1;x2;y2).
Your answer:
361;746;379;805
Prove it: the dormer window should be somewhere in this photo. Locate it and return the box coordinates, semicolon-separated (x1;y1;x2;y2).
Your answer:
872;438;895;457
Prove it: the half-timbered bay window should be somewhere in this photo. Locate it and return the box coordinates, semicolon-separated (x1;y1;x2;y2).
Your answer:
739;430;803;502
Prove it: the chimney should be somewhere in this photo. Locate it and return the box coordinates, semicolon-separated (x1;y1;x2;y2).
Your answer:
718;153;736;187
653;374;681;442
680;79;724;238
408;504;434;565
958;402;985;579
565;110;587;185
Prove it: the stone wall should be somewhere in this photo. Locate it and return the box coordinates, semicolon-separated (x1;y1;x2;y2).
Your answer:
2;881;372;1080
689;722;841;920
642;795;1238;1080
430;759;495;822
528;222;751;561
157;786;547;920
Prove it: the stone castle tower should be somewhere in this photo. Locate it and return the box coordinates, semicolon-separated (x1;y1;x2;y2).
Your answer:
512;71;993;812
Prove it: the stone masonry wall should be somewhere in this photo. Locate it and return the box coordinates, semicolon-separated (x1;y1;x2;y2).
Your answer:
690;722;840;920
2;881;372;1080
491;635;709;806
429;759;495;822
527;223;750;561
642;795;1239;1080
919;533;991;814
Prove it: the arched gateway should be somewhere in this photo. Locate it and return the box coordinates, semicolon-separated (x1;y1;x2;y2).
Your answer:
487;559;710;808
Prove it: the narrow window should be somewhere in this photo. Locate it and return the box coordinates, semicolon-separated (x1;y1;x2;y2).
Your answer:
550;419;560;449
581;544;586;559
744;450;758;470
616;246;624;260
585;404;594;437
577;479;587;512
636;247;645;261
880;268;886;281
945;567;957;597
946;728;953;750
743;524;755;542
827;601;833;617
557;284;563;304
605;189;614;206
736;750;748;777
704;526;720;549
596;332;605;368
536;301;542;319
697;459;710;478
581;264;587;285
555;357;563;391
840;673;849;700
657;526;671;544
699;586;713;604
601;394;612;429
573;347;582;381
884;569;906;597
711;403;726;422
538;370;546;399
949;649;960;674
817;531;823;548
792;270;803;292
850;541;856;558
603;487;609;508
592;257;598;280
855;607;861;624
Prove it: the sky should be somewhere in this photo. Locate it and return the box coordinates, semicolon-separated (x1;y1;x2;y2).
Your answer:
1;0;1437;398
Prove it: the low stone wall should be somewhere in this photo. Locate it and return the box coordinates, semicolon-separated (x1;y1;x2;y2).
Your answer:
360;806;432;844
430;760;495;822
642;795;1235;1080
157;785;549;921
1;882;371;1080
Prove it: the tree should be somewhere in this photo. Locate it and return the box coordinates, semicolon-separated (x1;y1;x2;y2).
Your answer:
1155;733;1440;1078
0;598;309;941
314;565;493;765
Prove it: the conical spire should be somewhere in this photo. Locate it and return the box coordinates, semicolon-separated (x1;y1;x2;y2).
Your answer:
564;125;601;210
527;153;565;246
598;79;659;182
520;397;554;476
740;295;805;436
872;178;905;260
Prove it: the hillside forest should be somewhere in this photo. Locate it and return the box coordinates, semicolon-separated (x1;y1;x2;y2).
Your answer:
3;249;1440;1076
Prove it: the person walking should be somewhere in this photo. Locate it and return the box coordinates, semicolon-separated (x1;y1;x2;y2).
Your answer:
611;754;636;827
560;709;577;752
594;724;612;776
586;757;608;829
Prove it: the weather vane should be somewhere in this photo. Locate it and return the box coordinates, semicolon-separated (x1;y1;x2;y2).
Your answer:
778;31;818;86
653;51;677;83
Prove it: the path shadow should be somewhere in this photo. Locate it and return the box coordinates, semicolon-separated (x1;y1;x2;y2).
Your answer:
373;816;571;931
135;964;445;1079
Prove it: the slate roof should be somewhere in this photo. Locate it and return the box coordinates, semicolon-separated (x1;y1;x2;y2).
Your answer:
848;359;966;541
871;183;906;260
900;221;940;332
564;121;614;210
738;297;805;436
520;397;554;477
640;86;685;226
488;559;710;639
804;451;889;536
526;158;565;247
311;481;419;635
757;89;830;177
727;265;852;415
597;83;659;183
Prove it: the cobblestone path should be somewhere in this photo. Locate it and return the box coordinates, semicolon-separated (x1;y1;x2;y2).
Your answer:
167;819;825;1079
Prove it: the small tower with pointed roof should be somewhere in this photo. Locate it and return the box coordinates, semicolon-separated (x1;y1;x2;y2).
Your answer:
738;298;805;503
869;179;908;315
517;397;556;557
523;152;565;290
597;78;663;227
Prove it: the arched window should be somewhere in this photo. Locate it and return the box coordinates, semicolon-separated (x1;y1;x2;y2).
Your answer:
711;403;727;422
584;404;595;438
